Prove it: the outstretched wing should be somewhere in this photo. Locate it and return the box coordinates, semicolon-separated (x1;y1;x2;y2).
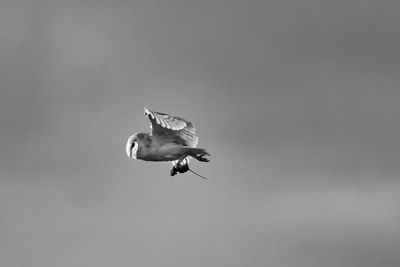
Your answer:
144;107;199;148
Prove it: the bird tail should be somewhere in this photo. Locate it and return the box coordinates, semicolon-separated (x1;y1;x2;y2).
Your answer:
180;147;210;162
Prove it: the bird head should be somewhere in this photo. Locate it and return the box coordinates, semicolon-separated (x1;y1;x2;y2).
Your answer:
126;134;139;159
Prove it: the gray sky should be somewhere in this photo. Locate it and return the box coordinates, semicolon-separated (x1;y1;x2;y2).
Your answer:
1;1;400;266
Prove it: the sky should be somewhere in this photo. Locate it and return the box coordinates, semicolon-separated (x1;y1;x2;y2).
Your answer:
1;1;400;266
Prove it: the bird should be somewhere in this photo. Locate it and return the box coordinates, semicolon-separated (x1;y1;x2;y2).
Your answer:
126;108;210;178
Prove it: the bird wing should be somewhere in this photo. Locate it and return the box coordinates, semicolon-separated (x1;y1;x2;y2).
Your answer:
144;107;199;148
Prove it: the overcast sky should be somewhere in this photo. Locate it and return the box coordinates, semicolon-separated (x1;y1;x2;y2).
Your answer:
1;1;400;267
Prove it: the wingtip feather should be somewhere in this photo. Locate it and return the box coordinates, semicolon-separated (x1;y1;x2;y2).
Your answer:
144;107;155;119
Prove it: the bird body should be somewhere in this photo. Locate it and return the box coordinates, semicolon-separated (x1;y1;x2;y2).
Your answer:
126;108;210;177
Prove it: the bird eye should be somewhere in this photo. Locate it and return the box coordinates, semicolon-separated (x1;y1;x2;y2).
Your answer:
132;142;135;147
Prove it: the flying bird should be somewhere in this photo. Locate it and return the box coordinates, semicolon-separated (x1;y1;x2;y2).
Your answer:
126;108;210;178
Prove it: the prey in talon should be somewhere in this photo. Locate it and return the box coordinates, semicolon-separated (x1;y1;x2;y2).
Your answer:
126;108;210;179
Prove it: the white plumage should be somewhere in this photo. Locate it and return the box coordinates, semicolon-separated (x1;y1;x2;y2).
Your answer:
126;108;210;177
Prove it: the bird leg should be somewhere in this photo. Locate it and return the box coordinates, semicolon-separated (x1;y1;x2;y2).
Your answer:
170;155;187;176
170;155;186;176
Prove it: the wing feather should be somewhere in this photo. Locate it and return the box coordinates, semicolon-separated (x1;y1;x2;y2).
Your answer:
144;107;199;148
